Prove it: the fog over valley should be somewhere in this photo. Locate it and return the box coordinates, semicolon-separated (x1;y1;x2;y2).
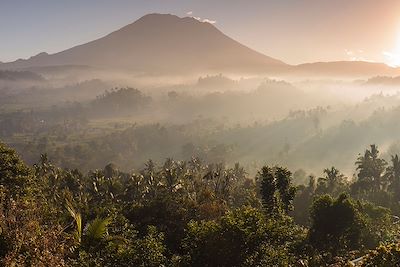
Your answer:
3;4;400;266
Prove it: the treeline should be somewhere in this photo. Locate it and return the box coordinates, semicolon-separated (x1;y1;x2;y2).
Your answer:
0;142;400;266
5;86;400;176
0;70;44;81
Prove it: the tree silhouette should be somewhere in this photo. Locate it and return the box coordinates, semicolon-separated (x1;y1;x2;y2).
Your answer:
258;166;296;216
317;166;347;196
387;154;400;201
355;145;387;192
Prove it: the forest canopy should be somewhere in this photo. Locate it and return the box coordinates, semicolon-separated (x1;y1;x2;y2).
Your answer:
0;142;399;266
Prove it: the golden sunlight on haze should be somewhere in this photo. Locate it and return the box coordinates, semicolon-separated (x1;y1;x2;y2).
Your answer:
382;26;400;66
4;2;400;266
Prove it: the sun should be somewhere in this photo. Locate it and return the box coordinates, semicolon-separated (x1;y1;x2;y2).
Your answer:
382;51;400;67
382;31;400;67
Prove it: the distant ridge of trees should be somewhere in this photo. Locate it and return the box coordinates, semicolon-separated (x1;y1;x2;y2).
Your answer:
0;70;44;81
365;75;400;85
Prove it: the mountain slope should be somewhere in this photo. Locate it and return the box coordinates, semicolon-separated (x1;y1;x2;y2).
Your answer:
3;13;400;77
1;14;287;74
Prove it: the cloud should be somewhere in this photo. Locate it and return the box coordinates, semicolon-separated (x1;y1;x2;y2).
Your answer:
382;51;400;67
187;13;217;24
383;51;395;58
344;49;374;62
202;18;217;24
345;49;354;56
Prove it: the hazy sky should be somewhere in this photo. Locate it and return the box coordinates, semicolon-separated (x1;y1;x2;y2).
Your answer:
2;0;400;65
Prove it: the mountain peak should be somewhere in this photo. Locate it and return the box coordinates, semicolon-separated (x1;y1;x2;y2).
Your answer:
136;13;204;24
116;13;215;36
137;13;181;22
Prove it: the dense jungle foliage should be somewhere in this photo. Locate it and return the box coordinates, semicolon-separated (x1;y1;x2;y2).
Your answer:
1;142;400;266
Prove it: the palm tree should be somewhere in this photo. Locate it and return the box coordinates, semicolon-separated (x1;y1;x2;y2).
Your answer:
318;167;345;195
66;200;82;243
66;200;111;248
355;145;387;191
84;217;112;245
162;158;183;193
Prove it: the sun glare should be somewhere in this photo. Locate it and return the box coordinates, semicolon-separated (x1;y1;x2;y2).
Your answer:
382;30;400;67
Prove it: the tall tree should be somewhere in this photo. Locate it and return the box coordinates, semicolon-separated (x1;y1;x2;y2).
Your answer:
387;154;400;201
355;145;387;192
258;166;296;216
309;194;363;255
317;166;347;196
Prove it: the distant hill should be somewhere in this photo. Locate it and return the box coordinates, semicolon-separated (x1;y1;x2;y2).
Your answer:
292;61;400;77
0;70;44;81
364;75;400;85
0;14;286;75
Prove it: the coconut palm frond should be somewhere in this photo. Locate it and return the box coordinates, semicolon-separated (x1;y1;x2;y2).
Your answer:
85;217;111;241
66;200;82;243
